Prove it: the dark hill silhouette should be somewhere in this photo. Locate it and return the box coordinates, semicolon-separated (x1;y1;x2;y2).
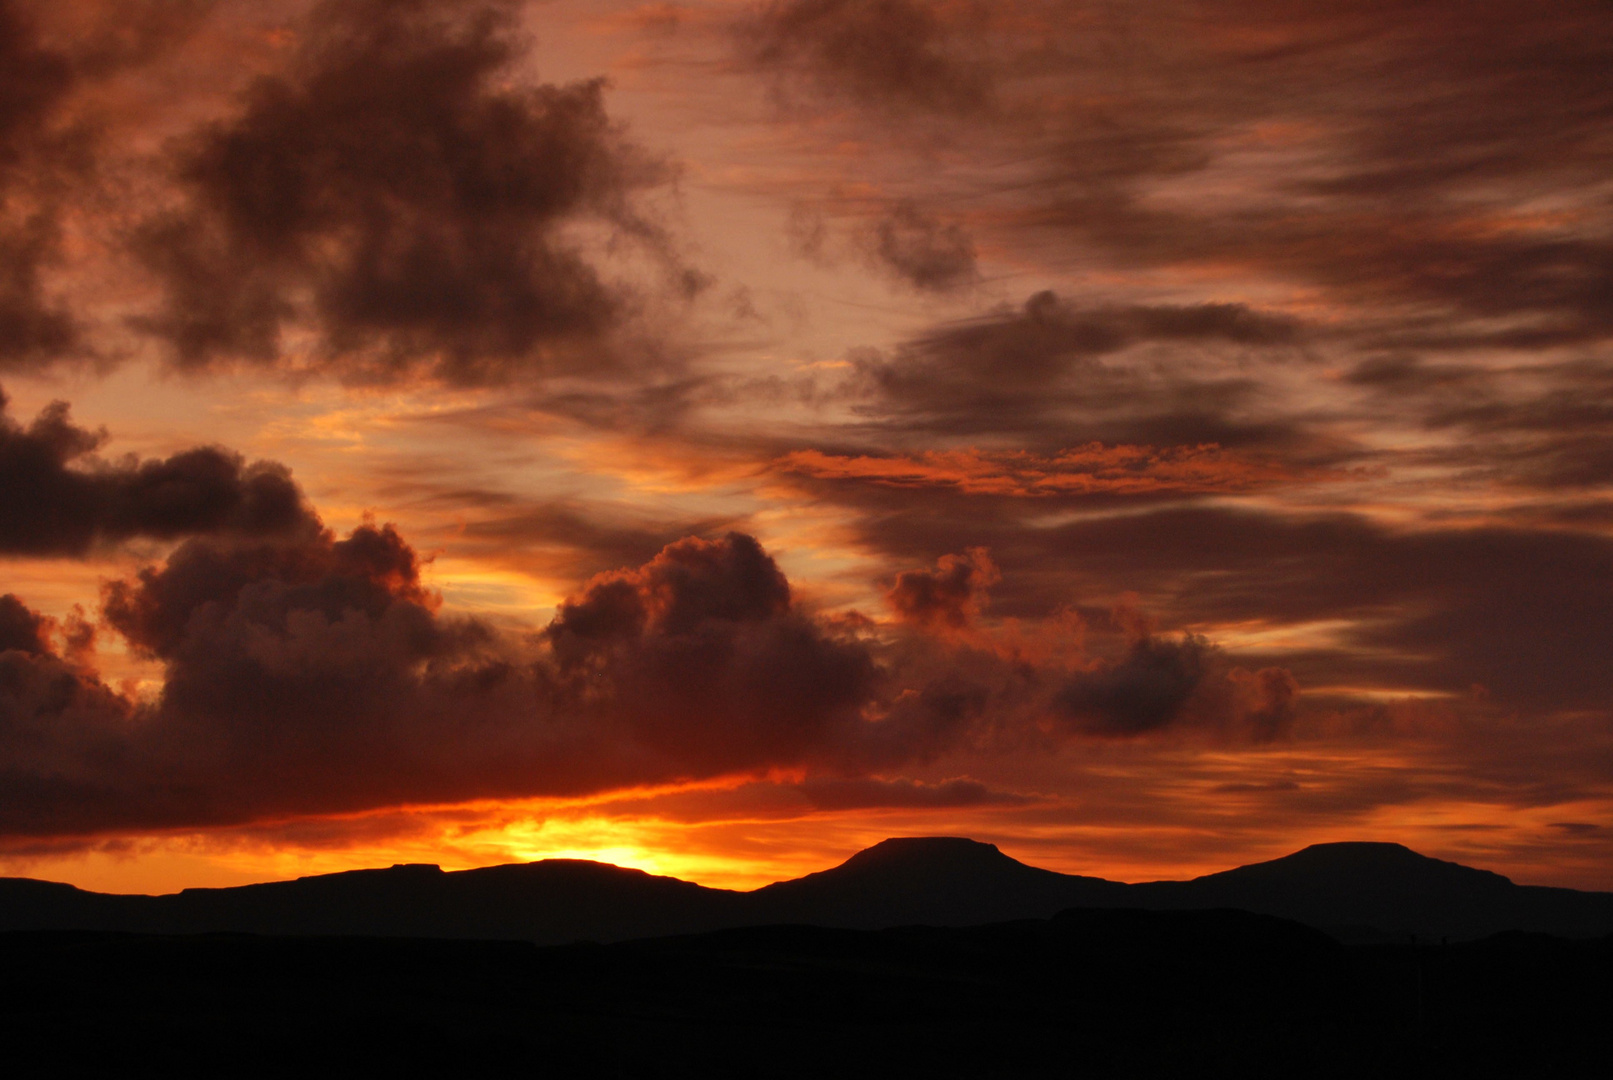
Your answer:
2;837;1610;943
1129;842;1613;941
0;859;748;945
749;837;1128;927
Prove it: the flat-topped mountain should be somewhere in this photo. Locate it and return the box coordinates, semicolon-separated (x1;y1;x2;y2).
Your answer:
749;837;1129;927
3;838;1609;944
1128;841;1613;940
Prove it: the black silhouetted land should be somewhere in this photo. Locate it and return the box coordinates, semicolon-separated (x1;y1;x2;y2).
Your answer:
4;837;1611;942
3;913;1608;1076
2;840;1610;1075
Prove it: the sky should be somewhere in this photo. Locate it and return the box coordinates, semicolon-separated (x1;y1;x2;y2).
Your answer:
1;0;1611;895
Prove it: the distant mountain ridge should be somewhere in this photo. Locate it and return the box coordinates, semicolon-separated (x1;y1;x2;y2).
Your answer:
3;837;1610;944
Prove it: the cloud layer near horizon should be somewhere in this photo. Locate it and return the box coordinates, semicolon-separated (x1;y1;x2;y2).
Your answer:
0;425;1297;843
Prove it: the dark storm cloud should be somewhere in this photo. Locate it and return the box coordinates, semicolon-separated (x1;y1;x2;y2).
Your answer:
101;521;441;662
867;201;977;292
135;0;678;384
0;516;1280;842
0;388;317;555
1056;634;1209;736
742;0;991;115
1054;630;1298;742
0;593;49;654
0;529;880;837
542;532;879;772
0;592;138;836
4;524;470;836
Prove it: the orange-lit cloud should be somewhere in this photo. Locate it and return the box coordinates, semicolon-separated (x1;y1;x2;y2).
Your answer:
778;444;1319;497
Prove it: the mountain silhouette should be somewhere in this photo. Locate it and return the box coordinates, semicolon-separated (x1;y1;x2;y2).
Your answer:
0;859;747;944
749;837;1128;927
3;837;1610;943
1127;841;1613;941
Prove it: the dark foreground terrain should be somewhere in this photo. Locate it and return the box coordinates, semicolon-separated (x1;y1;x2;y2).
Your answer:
4;909;1607;1078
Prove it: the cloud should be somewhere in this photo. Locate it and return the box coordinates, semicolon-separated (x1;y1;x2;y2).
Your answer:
0;592;138;836
0;0;82;368
737;1;1613;351
1055;625;1299;741
1056;634;1210;736
845;291;1308;449
742;0;991;115
979;505;1613;711
887;547;997;631
867;200;976;291
1415;360;1613;490
0;593;48;654
1;527;885;839
543;532;879;771
777;444;1320;498
450;499;740;583
133;0;680;384
0;387;317;555
794;774;1024;810
1;507;1293;845
0;0;217;372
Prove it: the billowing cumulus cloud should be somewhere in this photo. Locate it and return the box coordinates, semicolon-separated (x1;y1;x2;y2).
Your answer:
0;527;868;838
134;0;679;384
1057;634;1210;736
886;546;997;631
542;532;878;774
1056;632;1297;742
0;591;138;836
0;593;49;654
0;388;316;555
0;489;1280;844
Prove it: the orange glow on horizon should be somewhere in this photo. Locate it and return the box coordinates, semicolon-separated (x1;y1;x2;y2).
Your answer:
8;777;1611;897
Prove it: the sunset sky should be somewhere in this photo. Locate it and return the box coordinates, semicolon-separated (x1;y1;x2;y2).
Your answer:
2;0;1611;895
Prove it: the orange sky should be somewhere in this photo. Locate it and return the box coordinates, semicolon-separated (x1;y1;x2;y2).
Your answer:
1;0;1611;896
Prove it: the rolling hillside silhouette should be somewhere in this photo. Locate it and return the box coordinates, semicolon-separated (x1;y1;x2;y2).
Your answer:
3;837;1610;943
